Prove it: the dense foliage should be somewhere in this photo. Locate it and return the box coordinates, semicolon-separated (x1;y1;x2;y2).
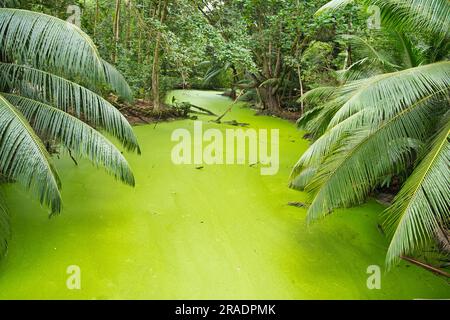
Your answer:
13;1;370;111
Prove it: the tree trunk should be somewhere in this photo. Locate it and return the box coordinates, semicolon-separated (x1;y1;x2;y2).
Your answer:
112;0;122;63
151;0;168;111
297;64;304;115
94;0;99;39
258;86;280;113
125;0;132;50
230;65;239;100
343;16;353;69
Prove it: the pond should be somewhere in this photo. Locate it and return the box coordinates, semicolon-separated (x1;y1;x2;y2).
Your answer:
0;90;448;299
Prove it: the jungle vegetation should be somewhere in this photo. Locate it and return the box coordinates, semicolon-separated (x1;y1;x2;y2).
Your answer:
0;0;448;271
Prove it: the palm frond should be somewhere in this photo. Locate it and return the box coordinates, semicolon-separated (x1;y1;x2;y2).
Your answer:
394;32;423;69
330;62;450;127
305;95;439;222
0;62;140;153
297;86;336;106
337;58;385;82
383;117;450;266
316;0;354;16
0;8;104;80
0;196;10;258
204;67;224;84
372;0;450;38
340;34;399;70
0;9;132;101
0;94;61;213
317;0;450;37
294;110;367;170
289;166;317;191
102;59;133;102
4;94;135;186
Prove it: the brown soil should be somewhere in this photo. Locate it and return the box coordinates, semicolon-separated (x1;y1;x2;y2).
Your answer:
113;98;188;125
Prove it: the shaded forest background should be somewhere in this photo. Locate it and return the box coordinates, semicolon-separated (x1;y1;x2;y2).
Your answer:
17;0;374;114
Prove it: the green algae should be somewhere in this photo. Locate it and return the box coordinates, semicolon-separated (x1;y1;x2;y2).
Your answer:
0;90;448;299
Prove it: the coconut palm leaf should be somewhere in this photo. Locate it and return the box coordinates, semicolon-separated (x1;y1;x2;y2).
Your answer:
0;9;133;100
305;0;450;266
102;59;133;102
340;34;399;70
0;196;10;258
316;0;354;16
304;86;447;222
289;166;317;191
330;62;450;127
0;94;61;213
383;118;450;266
394;32;423;69
293;61;450;180
318;0;450;37
0;62;140;153
372;0;450;38
305;106;432;222
3;94;135;186
259;78;280;88
297;86;336;107
0;8;104;80
337;58;386;82
294;110;367;172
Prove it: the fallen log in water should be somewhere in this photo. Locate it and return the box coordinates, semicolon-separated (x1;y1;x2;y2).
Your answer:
401;256;450;278
222;120;250;127
187;104;217;116
288;202;307;208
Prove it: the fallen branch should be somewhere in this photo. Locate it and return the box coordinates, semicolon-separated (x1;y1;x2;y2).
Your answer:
222;120;249;127
212;91;244;123
67;148;78;166
288;202;307;208
189;104;217;116
401;256;450;278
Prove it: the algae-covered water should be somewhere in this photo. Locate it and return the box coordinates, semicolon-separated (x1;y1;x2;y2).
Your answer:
0;90;448;299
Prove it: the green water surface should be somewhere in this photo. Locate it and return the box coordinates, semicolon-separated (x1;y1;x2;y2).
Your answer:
0;90;448;299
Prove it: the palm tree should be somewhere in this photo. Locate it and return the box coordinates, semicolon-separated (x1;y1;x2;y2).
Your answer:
0;8;141;257
291;0;449;266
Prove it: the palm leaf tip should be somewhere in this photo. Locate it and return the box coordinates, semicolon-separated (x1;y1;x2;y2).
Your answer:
0;94;62;214
102;59;134;102
373;0;450;38
330;61;450;127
